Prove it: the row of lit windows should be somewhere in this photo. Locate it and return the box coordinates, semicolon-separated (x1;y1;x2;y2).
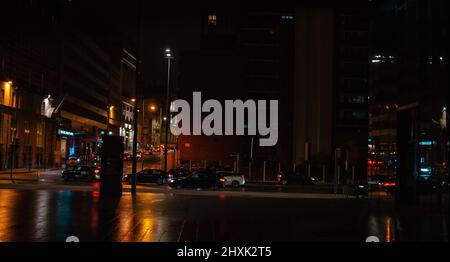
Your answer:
207;14;294;26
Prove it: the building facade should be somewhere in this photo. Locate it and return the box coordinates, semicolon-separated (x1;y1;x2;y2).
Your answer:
1;1;138;169
368;0;448;202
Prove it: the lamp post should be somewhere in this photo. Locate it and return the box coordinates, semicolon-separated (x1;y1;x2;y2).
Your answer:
131;0;142;195
164;48;173;173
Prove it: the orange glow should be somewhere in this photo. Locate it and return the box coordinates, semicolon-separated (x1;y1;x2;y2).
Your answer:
131;98;136;103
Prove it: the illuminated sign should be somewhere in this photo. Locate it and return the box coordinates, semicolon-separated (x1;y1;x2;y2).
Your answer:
58;130;74;136
419;141;436;146
58;130;85;136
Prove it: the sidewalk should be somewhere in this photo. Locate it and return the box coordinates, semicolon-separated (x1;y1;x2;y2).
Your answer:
0;168;60;181
0;167;59;174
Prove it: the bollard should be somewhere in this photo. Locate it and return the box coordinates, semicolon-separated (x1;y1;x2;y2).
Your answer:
322;165;326;183
263;160;266;183
352;166;355;184
337;168;341;185
248;161;252;182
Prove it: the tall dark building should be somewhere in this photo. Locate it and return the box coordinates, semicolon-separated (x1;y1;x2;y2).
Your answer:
293;7;369;182
178;10;295;179
368;0;449;202
333;8;369;182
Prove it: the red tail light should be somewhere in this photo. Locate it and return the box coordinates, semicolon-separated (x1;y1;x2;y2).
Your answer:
94;169;100;174
384;182;396;187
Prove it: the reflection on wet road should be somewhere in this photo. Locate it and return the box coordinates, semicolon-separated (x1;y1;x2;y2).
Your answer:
0;189;447;242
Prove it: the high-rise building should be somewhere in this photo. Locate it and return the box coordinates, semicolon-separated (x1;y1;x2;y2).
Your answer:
177;10;295;177
368;0;449;202
293;7;369;182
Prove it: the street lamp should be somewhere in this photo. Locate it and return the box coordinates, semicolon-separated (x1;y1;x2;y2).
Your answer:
164;48;173;173
131;0;143;195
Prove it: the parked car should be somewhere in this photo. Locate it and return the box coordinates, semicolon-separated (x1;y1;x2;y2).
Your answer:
169;170;225;189
65;156;80;170
216;171;245;187
168;169;191;179
353;183;369;199
62;165;101;182
276;171;315;185
122;169;169;184
379;177;396;193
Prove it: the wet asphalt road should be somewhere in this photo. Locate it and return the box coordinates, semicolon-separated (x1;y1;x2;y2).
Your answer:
0;187;447;242
0;152;448;242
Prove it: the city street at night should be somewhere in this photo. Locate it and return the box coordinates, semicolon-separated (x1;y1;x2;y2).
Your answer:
0;0;448;259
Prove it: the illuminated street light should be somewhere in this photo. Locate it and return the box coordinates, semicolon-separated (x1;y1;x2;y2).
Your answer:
131;98;136;103
163;47;173;173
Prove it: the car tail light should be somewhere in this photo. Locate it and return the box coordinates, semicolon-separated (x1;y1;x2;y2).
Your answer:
219;178;225;183
384;182;396;187
94;169;100;174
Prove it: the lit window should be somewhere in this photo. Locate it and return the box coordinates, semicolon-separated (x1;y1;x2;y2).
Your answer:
208;15;217;26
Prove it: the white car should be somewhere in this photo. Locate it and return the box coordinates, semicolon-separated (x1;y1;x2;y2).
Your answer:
216;171;246;187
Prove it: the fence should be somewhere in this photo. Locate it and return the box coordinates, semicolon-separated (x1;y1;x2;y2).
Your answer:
178;158;355;184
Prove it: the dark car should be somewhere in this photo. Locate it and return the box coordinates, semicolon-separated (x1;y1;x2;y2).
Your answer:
122;169;169;184
353;183;369;199
62;165;101;182
380;177;396;193
169;170;225;189
276;171;315;185
168;169;191;179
